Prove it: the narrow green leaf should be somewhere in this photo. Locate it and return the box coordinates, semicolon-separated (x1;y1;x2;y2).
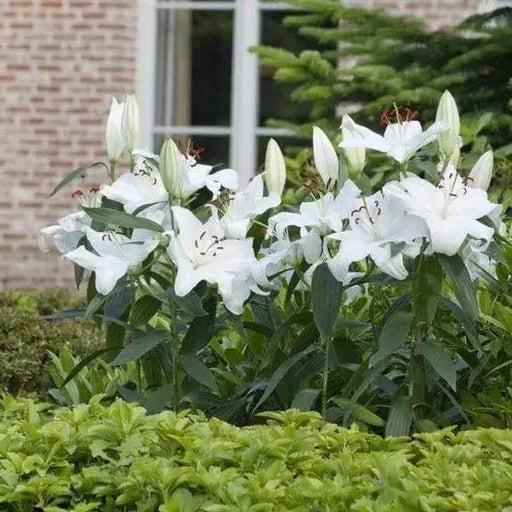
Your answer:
143;383;174;414
439;254;479;321
418;340;457;390
385;394;412;437
49;162;106;197
291;388;320;411
60;348;120;387
83;207;164;232
181;295;217;355
117;386;145;404
254;345;317;412
369;311;414;367
442;298;481;351
179;354;219;394
111;329;169;366
104;285;133;320
168;289;207;317
242;321;273;339
311;263;343;338
131;295;162;326
332;397;384;427
106;322;126;356
42;309;85;321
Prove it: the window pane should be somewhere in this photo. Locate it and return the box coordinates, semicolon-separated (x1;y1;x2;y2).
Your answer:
154;133;230;168
154;9;233;128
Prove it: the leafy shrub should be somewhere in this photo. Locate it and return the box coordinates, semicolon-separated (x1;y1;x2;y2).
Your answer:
1;396;512;511
0;289;102;396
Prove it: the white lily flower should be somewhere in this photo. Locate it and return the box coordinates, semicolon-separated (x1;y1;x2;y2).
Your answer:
384;164;497;256
468;150;493;191
313;126;339;188
264;139;286;197
269;180;361;238
121;94;140;153
340;114;366;173
436;90;461;158
340;115;446;164
64;228;158;295
105;97;125;163
101;154;170;228
167;206;263;314
221;174;280;238
39;212;91;254
180;155;238;199
327;192;428;282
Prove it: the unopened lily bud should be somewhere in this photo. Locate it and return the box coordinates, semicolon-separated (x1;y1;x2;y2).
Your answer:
312;126;338;189
160;138;183;198
469;150;493;191
264;139;286;196
436;90;460;158
340;114;366;174
121;94;140;153
105;97;125;163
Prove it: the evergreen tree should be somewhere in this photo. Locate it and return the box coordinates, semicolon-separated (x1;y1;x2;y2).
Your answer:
254;2;512;160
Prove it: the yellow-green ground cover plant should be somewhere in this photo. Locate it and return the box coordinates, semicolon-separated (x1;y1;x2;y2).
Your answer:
1;396;512;511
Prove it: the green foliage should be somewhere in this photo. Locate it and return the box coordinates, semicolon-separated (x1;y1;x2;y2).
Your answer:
1;396;512;511
253;1;512;184
0;290;102;397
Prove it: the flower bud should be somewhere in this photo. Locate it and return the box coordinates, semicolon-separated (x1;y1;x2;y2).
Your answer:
105;97;125;163
436;90;460;158
121;94;141;153
159;138;183;198
468;150;493;191
340;114;366;174
312;126;338;189
264;138;286;196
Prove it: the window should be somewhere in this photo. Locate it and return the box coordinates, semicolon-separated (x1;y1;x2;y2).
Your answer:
136;0;304;182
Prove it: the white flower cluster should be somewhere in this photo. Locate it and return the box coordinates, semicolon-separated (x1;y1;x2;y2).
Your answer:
41;92;501;315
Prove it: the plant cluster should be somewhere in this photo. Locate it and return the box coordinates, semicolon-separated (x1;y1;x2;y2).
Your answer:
0;290;102;397
1;396;512;511
40;90;510;434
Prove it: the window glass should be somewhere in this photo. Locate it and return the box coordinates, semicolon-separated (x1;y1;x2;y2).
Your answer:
154;9;233;128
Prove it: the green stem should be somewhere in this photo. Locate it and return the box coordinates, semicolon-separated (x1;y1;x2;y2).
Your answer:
109;160;117;182
168;306;182;413
410;324;426;420
321;335;330;420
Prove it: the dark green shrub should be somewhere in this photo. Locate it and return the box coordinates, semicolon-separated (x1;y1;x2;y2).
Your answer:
0;289;102;396
1;396;512;510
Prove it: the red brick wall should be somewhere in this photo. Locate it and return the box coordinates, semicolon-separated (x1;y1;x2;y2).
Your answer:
0;0;137;289
0;0;481;290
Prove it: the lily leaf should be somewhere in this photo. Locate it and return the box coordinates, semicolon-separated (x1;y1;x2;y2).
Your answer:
111;329;169;366
83;207;164;232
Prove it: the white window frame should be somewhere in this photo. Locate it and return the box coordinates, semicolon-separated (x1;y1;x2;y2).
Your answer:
136;0;292;183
